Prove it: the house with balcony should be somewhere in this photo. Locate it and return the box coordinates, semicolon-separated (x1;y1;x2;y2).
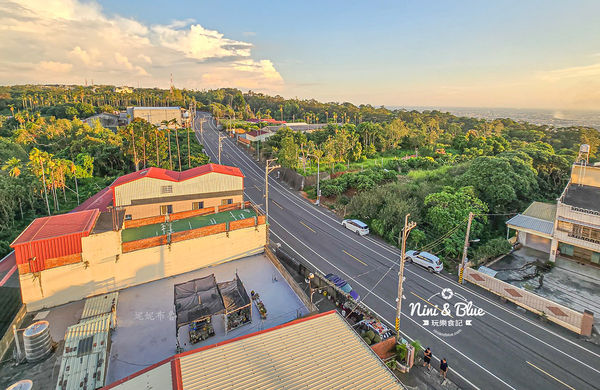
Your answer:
507;151;600;267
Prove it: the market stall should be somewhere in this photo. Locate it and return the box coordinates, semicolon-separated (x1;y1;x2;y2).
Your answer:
174;274;225;344
218;274;252;333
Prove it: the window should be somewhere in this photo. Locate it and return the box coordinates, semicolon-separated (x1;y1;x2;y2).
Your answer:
192;201;204;210
124;214;132;221
161;185;173;194
558;243;574;256
160;205;173;215
221;198;233;206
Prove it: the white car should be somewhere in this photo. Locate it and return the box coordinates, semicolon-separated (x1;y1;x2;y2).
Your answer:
405;250;443;273
342;219;369;235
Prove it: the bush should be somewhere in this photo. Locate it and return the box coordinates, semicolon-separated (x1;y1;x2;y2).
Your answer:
472;237;512;265
362;336;372;345
365;330;375;341
372;334;382;344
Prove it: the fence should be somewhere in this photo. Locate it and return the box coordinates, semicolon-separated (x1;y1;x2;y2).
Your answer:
464;267;594;336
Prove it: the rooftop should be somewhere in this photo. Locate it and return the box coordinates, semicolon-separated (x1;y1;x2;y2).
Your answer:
561;184;600;212
522;201;557;222
106;310;402;390
11;209;99;246
111;163;244;187
130;106;181;110
506;214;554;236
121;208;256;242
0;254;308;389
106;253;308;384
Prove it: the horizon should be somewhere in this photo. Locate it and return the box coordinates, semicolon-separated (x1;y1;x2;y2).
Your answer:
1;1;599;110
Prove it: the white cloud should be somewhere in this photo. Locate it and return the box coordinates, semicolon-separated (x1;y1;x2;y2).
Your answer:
537;62;600;82
39;61;72;73
0;0;283;91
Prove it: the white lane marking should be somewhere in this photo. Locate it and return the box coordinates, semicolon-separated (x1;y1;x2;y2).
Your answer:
221;136;600;362
269;227;505;390
200;115;600;364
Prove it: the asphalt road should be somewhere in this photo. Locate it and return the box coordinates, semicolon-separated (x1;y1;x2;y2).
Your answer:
194;113;600;390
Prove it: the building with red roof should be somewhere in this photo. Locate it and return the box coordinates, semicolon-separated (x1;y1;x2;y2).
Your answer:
73;163;244;221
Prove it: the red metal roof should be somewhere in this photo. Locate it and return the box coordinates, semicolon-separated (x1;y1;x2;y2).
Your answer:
71;186;113;213
111;163;244;188
11;209;99;246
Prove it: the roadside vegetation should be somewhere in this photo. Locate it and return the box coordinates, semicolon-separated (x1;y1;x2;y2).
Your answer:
0;85;598;266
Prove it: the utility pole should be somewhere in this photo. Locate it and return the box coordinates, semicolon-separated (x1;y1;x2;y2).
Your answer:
218;134;226;165
265;158;280;226
396;214;417;339
459;212;474;284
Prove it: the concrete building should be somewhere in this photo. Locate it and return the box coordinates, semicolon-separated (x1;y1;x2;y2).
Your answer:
126;107;183;127
73;163;244;221
114;86;134;94
508;146;600;267
241;129;274;142
104;311;403;390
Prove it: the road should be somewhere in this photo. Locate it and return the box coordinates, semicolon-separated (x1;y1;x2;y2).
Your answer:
194;113;600;390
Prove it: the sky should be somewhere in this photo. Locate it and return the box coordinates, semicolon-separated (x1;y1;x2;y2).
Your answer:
1;0;599;110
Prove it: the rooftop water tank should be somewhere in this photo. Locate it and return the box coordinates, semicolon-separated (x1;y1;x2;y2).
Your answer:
6;379;33;390
23;321;52;362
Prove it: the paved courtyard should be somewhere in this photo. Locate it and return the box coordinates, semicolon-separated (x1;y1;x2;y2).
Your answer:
491;247;600;327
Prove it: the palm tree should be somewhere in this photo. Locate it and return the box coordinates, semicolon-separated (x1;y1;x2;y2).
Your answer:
2;157;24;218
161;120;173;170
29;148;51;215
2;157;22;178
170;118;182;171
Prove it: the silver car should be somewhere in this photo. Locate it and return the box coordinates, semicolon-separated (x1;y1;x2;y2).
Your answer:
405;250;443;273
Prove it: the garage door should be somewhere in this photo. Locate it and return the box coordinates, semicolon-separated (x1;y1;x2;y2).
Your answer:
526;233;551;253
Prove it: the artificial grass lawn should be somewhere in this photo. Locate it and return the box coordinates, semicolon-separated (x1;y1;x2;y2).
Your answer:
121;208;257;242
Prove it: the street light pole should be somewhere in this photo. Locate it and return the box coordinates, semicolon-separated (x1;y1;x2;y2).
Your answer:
218;134;226;165
265;158;280;226
396;214;417;339
459;212;474;284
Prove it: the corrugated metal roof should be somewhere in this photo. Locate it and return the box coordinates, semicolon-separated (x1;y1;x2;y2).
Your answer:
177;311;401;389
522;202;557;222
507;214;554;236
81;292;118;328
11;209;99;246
71;186;113;213
56;314;111;390
111;164;244;187
106;311;402;389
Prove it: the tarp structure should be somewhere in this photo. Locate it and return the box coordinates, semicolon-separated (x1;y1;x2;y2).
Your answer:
218;274;252;333
218;276;251;313
174;274;225;329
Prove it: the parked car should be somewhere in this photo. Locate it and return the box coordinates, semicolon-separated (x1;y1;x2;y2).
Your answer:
342;219;369;235
405;250;443;273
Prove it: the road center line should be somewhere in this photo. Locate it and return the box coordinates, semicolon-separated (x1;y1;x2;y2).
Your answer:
526;361;575;390
299;220;315;233
410;291;454;318
343;250;368;266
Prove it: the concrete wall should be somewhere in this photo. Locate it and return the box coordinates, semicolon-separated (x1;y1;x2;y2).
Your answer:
114;173;243;208
464;267;592;335
19;224;267;311
124;195;243;220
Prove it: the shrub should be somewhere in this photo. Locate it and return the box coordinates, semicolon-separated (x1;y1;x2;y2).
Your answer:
365;330;376;341
472;237;512;265
362;336;372;345
372;334;382;344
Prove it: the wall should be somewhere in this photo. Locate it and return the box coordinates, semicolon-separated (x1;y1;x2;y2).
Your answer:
571;164;600;187
124;194;243;220
114;173;243;208
0;304;26;360
19;224;267;311
463;267;593;336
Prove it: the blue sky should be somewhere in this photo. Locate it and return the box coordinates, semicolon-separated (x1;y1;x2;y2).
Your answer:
2;0;599;109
